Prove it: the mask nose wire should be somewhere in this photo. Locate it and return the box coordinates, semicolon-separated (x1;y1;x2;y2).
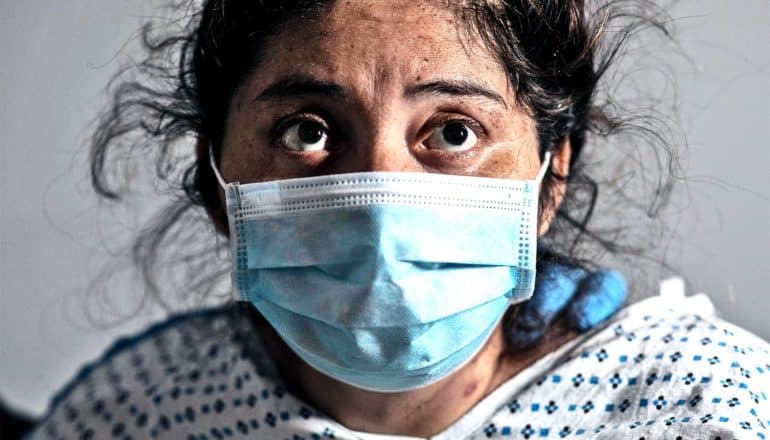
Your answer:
209;145;228;189
536;151;553;184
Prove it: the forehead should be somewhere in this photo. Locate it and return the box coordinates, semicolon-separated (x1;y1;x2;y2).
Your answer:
251;0;511;99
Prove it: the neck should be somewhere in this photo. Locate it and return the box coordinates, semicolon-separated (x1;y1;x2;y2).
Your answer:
257;317;578;438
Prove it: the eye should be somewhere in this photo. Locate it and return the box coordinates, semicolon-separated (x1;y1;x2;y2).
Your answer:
279;119;329;151
424;121;479;152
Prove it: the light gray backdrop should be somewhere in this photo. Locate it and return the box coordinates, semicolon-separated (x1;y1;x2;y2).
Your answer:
1;0;768;416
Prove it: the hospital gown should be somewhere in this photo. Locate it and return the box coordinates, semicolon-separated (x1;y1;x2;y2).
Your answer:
27;289;770;439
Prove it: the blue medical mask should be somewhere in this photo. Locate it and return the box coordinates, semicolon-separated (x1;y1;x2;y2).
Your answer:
210;148;551;392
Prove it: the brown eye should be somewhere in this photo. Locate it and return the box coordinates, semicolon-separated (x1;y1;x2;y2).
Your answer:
425;121;478;152
281;120;329;151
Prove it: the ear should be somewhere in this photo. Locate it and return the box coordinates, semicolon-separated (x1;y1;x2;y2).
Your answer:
537;138;571;236
195;134;229;236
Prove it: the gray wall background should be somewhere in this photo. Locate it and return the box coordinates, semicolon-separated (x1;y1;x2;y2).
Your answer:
1;1;768;416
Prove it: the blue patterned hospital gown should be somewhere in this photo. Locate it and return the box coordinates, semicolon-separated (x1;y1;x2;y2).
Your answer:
27;290;770;439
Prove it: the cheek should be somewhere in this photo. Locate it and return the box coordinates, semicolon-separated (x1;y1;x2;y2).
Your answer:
470;145;538;179
223;130;335;184
472;115;540;179
220;100;301;183
221;127;281;184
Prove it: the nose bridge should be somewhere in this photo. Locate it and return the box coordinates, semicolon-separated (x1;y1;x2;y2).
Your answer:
329;55;422;173
338;108;421;173
366;125;413;172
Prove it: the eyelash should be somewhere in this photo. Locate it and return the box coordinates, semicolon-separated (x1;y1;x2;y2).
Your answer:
424;115;487;140
268;111;488;155
416;116;486;165
269;112;332;149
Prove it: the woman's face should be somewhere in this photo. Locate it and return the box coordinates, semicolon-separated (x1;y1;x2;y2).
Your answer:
217;0;546;188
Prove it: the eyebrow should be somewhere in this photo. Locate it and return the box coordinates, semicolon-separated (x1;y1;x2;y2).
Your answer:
253;75;507;108
253;75;348;103
405;80;508;108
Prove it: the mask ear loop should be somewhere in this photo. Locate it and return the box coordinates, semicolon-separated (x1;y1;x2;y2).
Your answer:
208;145;228;189
469;141;553;183
536;151;553;184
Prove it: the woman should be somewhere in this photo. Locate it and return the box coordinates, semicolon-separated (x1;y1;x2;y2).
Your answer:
26;0;769;439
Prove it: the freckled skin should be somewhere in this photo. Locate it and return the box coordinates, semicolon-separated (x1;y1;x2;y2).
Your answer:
218;1;543;185
207;0;575;437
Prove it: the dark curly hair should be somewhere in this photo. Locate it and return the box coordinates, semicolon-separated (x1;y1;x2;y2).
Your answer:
88;0;679;349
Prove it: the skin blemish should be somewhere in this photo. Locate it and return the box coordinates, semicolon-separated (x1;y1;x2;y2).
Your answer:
463;381;478;398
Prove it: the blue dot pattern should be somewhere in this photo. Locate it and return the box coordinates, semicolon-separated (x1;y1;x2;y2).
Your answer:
26;292;769;439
